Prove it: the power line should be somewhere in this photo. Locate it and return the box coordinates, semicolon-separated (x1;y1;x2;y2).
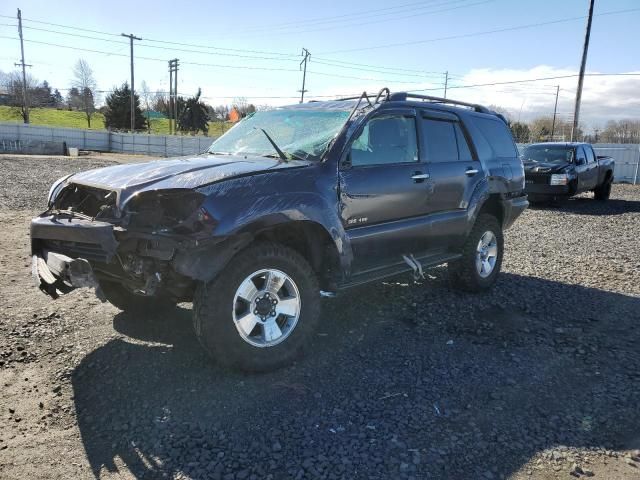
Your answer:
313;57;446;76
0;13;297;58
0;34;451;83
240;0;495;35
409;73;640;92
237;0;453;31
319;7;640;54
239;0;491;35
18;25;300;62
312;59;446;78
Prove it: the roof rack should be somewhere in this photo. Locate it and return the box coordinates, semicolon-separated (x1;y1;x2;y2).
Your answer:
388;92;492;114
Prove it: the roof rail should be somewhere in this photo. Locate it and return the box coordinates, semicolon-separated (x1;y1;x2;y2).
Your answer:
388;92;491;114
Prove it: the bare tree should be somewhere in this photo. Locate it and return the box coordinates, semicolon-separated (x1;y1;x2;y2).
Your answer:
140;80;152;133
72;59;97;128
1;70;38;122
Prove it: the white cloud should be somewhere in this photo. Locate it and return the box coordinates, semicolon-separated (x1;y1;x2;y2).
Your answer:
441;66;640;129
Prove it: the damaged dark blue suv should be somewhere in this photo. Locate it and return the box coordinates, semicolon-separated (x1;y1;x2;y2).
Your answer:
31;89;528;371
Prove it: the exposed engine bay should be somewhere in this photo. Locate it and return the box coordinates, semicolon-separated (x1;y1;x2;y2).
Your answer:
32;182;225;301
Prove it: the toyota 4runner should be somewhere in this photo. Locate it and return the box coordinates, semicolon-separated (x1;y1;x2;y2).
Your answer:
31;89;528;371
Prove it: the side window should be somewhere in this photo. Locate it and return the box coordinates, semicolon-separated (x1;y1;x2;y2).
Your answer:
420;118;458;163
454;123;474;161
350;115;418;167
585;146;595;163
576;146;587;164
474;117;517;157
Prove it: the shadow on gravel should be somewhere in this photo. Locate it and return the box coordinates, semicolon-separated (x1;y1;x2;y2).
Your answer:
72;273;640;479
529;198;640;216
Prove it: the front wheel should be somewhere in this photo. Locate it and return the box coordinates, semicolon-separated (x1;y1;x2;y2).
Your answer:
193;242;320;372
594;177;612;201
448;214;504;292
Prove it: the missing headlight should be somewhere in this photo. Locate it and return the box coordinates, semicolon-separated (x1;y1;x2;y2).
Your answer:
126;190;209;233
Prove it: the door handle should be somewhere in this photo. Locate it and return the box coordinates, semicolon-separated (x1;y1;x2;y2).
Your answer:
465;168;479;176
411;173;430;182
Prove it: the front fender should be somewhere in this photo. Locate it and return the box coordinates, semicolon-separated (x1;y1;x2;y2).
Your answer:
197;174;353;275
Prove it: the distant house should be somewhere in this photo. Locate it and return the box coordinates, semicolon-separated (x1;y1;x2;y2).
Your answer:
229;107;242;123
0;87;11;106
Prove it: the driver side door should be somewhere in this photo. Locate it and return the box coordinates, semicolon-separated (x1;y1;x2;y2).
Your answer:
338;109;434;274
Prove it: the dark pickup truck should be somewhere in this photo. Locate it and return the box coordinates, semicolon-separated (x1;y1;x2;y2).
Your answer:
31;89;528;371
522;142;615;202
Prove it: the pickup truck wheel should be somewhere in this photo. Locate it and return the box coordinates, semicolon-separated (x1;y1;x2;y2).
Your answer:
193;242;320;372
594;177;612;201
100;281;175;313
448;214;504;292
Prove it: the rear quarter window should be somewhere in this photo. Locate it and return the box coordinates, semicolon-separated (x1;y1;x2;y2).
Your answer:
473;117;517;158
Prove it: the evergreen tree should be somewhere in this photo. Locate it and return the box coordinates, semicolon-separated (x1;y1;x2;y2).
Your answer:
53;89;64;108
103;83;147;131
177;89;209;135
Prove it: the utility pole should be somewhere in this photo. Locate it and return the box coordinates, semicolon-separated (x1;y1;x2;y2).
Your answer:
551;85;560;140
121;33;142;132
299;48;310;103
571;0;595;141
173;59;179;132
168;59;179;134
15;9;31;124
443;71;449;99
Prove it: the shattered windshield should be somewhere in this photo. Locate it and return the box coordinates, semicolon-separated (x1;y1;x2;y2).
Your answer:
522;146;574;164
208;108;351;161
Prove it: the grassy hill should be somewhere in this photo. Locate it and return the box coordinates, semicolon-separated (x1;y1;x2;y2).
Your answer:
0;106;230;137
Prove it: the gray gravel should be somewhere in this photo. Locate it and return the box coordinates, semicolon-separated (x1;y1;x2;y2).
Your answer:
0;156;639;479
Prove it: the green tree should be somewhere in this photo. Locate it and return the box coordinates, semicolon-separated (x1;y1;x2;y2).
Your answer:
178;88;209;135
103;83;146;131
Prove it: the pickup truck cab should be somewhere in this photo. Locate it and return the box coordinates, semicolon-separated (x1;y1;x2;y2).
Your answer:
522;142;615;202
31;89;528;371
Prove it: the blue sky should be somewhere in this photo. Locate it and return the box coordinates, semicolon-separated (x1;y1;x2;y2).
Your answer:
1;0;639;128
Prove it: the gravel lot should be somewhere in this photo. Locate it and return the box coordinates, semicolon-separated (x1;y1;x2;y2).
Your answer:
0;155;639;480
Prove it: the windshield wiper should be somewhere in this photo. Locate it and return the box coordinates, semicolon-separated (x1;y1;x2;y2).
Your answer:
254;127;288;162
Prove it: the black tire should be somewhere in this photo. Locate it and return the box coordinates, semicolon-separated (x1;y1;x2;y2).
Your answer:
100;281;175;313
594;177;612;201
193;242;320;372
448;214;504;292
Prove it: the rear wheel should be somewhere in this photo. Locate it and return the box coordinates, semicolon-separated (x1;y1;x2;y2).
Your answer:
594;177;612;201
193;242;320;372
100;281;175;313
449;214;504;292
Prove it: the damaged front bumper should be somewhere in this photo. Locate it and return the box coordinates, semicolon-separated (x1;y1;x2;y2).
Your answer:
30;213;251;301
30;215;118;298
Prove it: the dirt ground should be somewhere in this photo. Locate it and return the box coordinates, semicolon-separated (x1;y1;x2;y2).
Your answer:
0;154;639;480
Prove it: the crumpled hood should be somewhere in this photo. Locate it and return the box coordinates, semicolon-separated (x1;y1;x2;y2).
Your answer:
66;154;311;207
523;161;571;174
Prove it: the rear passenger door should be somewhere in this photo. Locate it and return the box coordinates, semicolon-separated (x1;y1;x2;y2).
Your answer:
418;111;483;246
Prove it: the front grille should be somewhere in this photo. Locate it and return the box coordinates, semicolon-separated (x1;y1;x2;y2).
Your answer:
525;172;550;185
42;239;110;263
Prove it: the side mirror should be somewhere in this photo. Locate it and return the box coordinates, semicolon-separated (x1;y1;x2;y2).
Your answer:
576;157;586;166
